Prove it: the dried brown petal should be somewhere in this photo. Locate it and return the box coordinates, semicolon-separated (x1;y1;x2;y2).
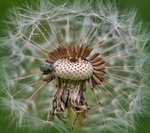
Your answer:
43;74;53;82
45;58;55;64
93;70;106;76
89;77;94;89
88;52;100;61
84;47;93;58
90;57;102;63
93;66;106;70
80;46;87;58
94;74;105;82
93;74;101;84
77;45;83;58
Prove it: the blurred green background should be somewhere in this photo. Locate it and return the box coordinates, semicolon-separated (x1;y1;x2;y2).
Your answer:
0;0;150;133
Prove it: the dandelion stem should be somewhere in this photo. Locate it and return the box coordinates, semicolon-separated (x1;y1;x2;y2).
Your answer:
68;107;84;132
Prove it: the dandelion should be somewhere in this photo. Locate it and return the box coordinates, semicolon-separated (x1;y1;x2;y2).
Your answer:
0;0;150;133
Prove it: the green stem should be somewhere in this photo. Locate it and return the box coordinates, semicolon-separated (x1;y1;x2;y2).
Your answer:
68;107;84;133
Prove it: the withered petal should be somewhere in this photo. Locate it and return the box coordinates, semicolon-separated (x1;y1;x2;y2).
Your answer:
90;57;102;63
77;45;83;58
84;47;93;58
93;66;106;70
80;46;87;58
93;70;106;76
93;74;101;85
88;52;100;61
94;74;105;82
45;58;55;64
89;77;94;89
43;74;53;82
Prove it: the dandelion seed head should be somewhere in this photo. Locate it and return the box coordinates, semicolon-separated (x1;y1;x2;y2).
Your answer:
0;0;150;133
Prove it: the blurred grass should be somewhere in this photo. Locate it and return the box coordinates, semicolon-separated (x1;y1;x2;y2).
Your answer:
0;0;150;133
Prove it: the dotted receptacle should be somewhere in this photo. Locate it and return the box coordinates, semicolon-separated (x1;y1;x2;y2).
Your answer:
53;59;93;80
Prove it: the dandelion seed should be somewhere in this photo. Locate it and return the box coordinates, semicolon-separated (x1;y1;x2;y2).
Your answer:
0;0;150;133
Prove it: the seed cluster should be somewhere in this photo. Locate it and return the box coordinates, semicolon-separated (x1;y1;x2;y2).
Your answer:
53;58;93;80
42;45;106;127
